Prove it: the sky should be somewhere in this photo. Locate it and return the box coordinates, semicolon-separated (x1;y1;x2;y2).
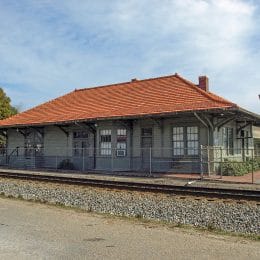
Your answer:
0;0;259;113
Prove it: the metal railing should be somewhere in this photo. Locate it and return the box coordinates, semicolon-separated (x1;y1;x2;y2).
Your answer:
0;146;259;184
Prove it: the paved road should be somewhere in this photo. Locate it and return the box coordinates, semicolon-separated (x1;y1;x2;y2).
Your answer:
0;197;259;260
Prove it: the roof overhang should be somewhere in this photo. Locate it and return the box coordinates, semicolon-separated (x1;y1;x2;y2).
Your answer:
0;106;259;130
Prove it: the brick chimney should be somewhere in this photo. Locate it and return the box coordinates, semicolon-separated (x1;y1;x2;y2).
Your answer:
198;76;209;92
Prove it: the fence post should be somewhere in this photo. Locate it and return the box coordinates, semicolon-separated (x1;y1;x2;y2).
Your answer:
82;148;85;172
207;146;210;176
200;145;203;179
111;148;114;172
251;149;254;184
220;147;223;179
149;147;152;176
55;154;58;171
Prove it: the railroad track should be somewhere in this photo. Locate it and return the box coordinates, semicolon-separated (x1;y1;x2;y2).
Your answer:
0;171;259;201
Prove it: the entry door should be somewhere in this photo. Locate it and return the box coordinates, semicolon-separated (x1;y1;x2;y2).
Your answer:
141;128;153;170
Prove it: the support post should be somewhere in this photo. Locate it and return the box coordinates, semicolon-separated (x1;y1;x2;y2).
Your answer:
207;146;210;176
251;149;254;184
149;147;152;176
220;147;223;179
55;152;58;171
82;148;85;172
200;145;203;179
111;148;114;172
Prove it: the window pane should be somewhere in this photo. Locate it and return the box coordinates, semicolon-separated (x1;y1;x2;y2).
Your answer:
187;141;199;155
117;142;126;149
117;129;126;136
173;141;184;155
187;127;198;141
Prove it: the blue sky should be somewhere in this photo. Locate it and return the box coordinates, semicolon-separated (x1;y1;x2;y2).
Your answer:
0;0;259;113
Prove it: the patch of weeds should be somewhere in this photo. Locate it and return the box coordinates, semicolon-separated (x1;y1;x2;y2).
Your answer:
17;194;23;200
207;223;216;231
135;213;143;219
86;207;93;213
176;222;185;228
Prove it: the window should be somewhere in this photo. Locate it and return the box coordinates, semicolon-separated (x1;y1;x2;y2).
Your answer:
100;130;111;156
223;127;234;155
187;126;199;155
173;126;199;156
73;131;88;156
173;127;184;156
117;129;127;156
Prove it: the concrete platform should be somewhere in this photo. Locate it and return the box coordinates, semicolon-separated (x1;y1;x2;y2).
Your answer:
0;168;259;191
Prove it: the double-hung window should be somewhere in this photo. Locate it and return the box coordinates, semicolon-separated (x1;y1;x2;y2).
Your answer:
172;127;184;156
187;126;199;155
100;130;112;156
173;126;199;156
116;129;127;157
223;127;234;155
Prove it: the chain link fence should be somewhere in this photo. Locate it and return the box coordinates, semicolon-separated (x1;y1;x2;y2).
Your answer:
0;146;259;184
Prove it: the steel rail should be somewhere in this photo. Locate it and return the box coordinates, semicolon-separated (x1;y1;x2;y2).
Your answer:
0;171;259;201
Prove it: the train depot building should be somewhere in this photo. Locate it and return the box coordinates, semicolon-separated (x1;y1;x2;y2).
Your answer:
0;74;259;174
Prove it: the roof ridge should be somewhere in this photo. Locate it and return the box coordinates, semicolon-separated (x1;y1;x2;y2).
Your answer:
174;74;237;106
75;74;177;92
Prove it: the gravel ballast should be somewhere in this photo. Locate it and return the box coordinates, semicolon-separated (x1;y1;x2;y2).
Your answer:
0;178;259;235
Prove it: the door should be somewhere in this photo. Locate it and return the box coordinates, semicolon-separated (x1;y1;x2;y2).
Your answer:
73;131;89;170
141;128;153;170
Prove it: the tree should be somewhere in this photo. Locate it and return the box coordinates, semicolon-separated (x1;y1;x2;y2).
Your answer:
0;88;18;120
0;88;18;147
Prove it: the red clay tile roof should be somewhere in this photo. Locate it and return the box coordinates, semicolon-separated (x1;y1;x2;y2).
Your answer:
0;74;237;127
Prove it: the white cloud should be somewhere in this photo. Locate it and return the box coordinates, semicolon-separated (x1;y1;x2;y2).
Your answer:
0;0;259;113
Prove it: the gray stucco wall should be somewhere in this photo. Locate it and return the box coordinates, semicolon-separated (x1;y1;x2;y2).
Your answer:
7;129;24;152
3;115;254;173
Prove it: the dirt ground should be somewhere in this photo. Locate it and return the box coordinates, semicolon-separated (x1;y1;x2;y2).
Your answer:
0;197;259;260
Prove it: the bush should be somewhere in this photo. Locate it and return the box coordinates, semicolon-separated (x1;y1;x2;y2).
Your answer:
58;159;74;170
245;157;260;172
222;157;260;176
222;160;247;176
